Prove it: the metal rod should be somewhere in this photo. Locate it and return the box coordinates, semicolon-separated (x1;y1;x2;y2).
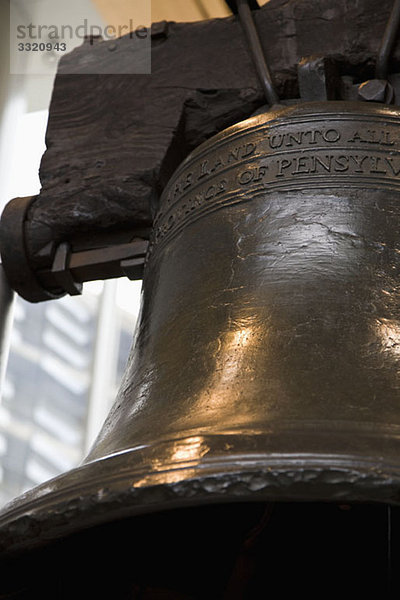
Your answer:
0;264;15;397
376;0;400;79
236;0;279;105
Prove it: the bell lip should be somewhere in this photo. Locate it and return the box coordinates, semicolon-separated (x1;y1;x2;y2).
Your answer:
2;428;400;557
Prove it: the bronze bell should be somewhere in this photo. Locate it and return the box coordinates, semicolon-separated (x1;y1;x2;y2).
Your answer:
2;101;400;596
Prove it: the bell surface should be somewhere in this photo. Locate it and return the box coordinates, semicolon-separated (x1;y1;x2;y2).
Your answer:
2;101;400;559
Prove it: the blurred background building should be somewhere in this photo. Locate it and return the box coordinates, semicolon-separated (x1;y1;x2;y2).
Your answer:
0;0;269;507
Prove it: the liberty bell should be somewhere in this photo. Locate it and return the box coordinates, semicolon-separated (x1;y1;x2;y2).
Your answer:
1;0;400;598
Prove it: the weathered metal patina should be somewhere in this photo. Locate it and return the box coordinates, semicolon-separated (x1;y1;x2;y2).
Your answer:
1;0;400;595
2;102;400;558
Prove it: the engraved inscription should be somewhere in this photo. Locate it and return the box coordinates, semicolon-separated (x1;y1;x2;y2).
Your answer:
236;153;400;182
266;127;395;149
167;125;400;205
151;112;400;253
153;177;228;244
267;128;341;148
166;142;257;204
238;166;268;185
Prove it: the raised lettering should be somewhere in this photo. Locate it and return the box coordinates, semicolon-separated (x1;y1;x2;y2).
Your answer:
253;166;267;182
382;131;395;146
238;170;253;185
153;117;400;252
350;155;368;172
205;185;216;200
370;156;387;174
242;142;257;158
216;179;227;195
276;158;292;177
385;157;400;176
303;130;319;145
238;166;267;185
323;129;340;143
210;156;224;173
268;134;284;149
310;155;332;173
292;156;310;174
333;155;349;172
228;147;240;162
285;132;304;146
347;131;365;144
198;160;210;180
182;172;193;191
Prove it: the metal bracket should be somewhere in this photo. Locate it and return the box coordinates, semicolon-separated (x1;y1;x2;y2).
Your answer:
297;56;341;102
38;238;149;298
51;243;83;297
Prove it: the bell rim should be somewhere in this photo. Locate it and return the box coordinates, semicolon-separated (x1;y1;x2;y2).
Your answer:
2;427;400;556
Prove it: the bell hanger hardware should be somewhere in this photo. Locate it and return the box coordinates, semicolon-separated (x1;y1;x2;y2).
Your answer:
232;0;279;105
376;0;400;79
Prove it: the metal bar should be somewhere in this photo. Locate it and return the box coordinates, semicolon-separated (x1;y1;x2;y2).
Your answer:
38;239;148;295
236;0;278;105
376;0;400;79
0;264;15;396
68;241;148;279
